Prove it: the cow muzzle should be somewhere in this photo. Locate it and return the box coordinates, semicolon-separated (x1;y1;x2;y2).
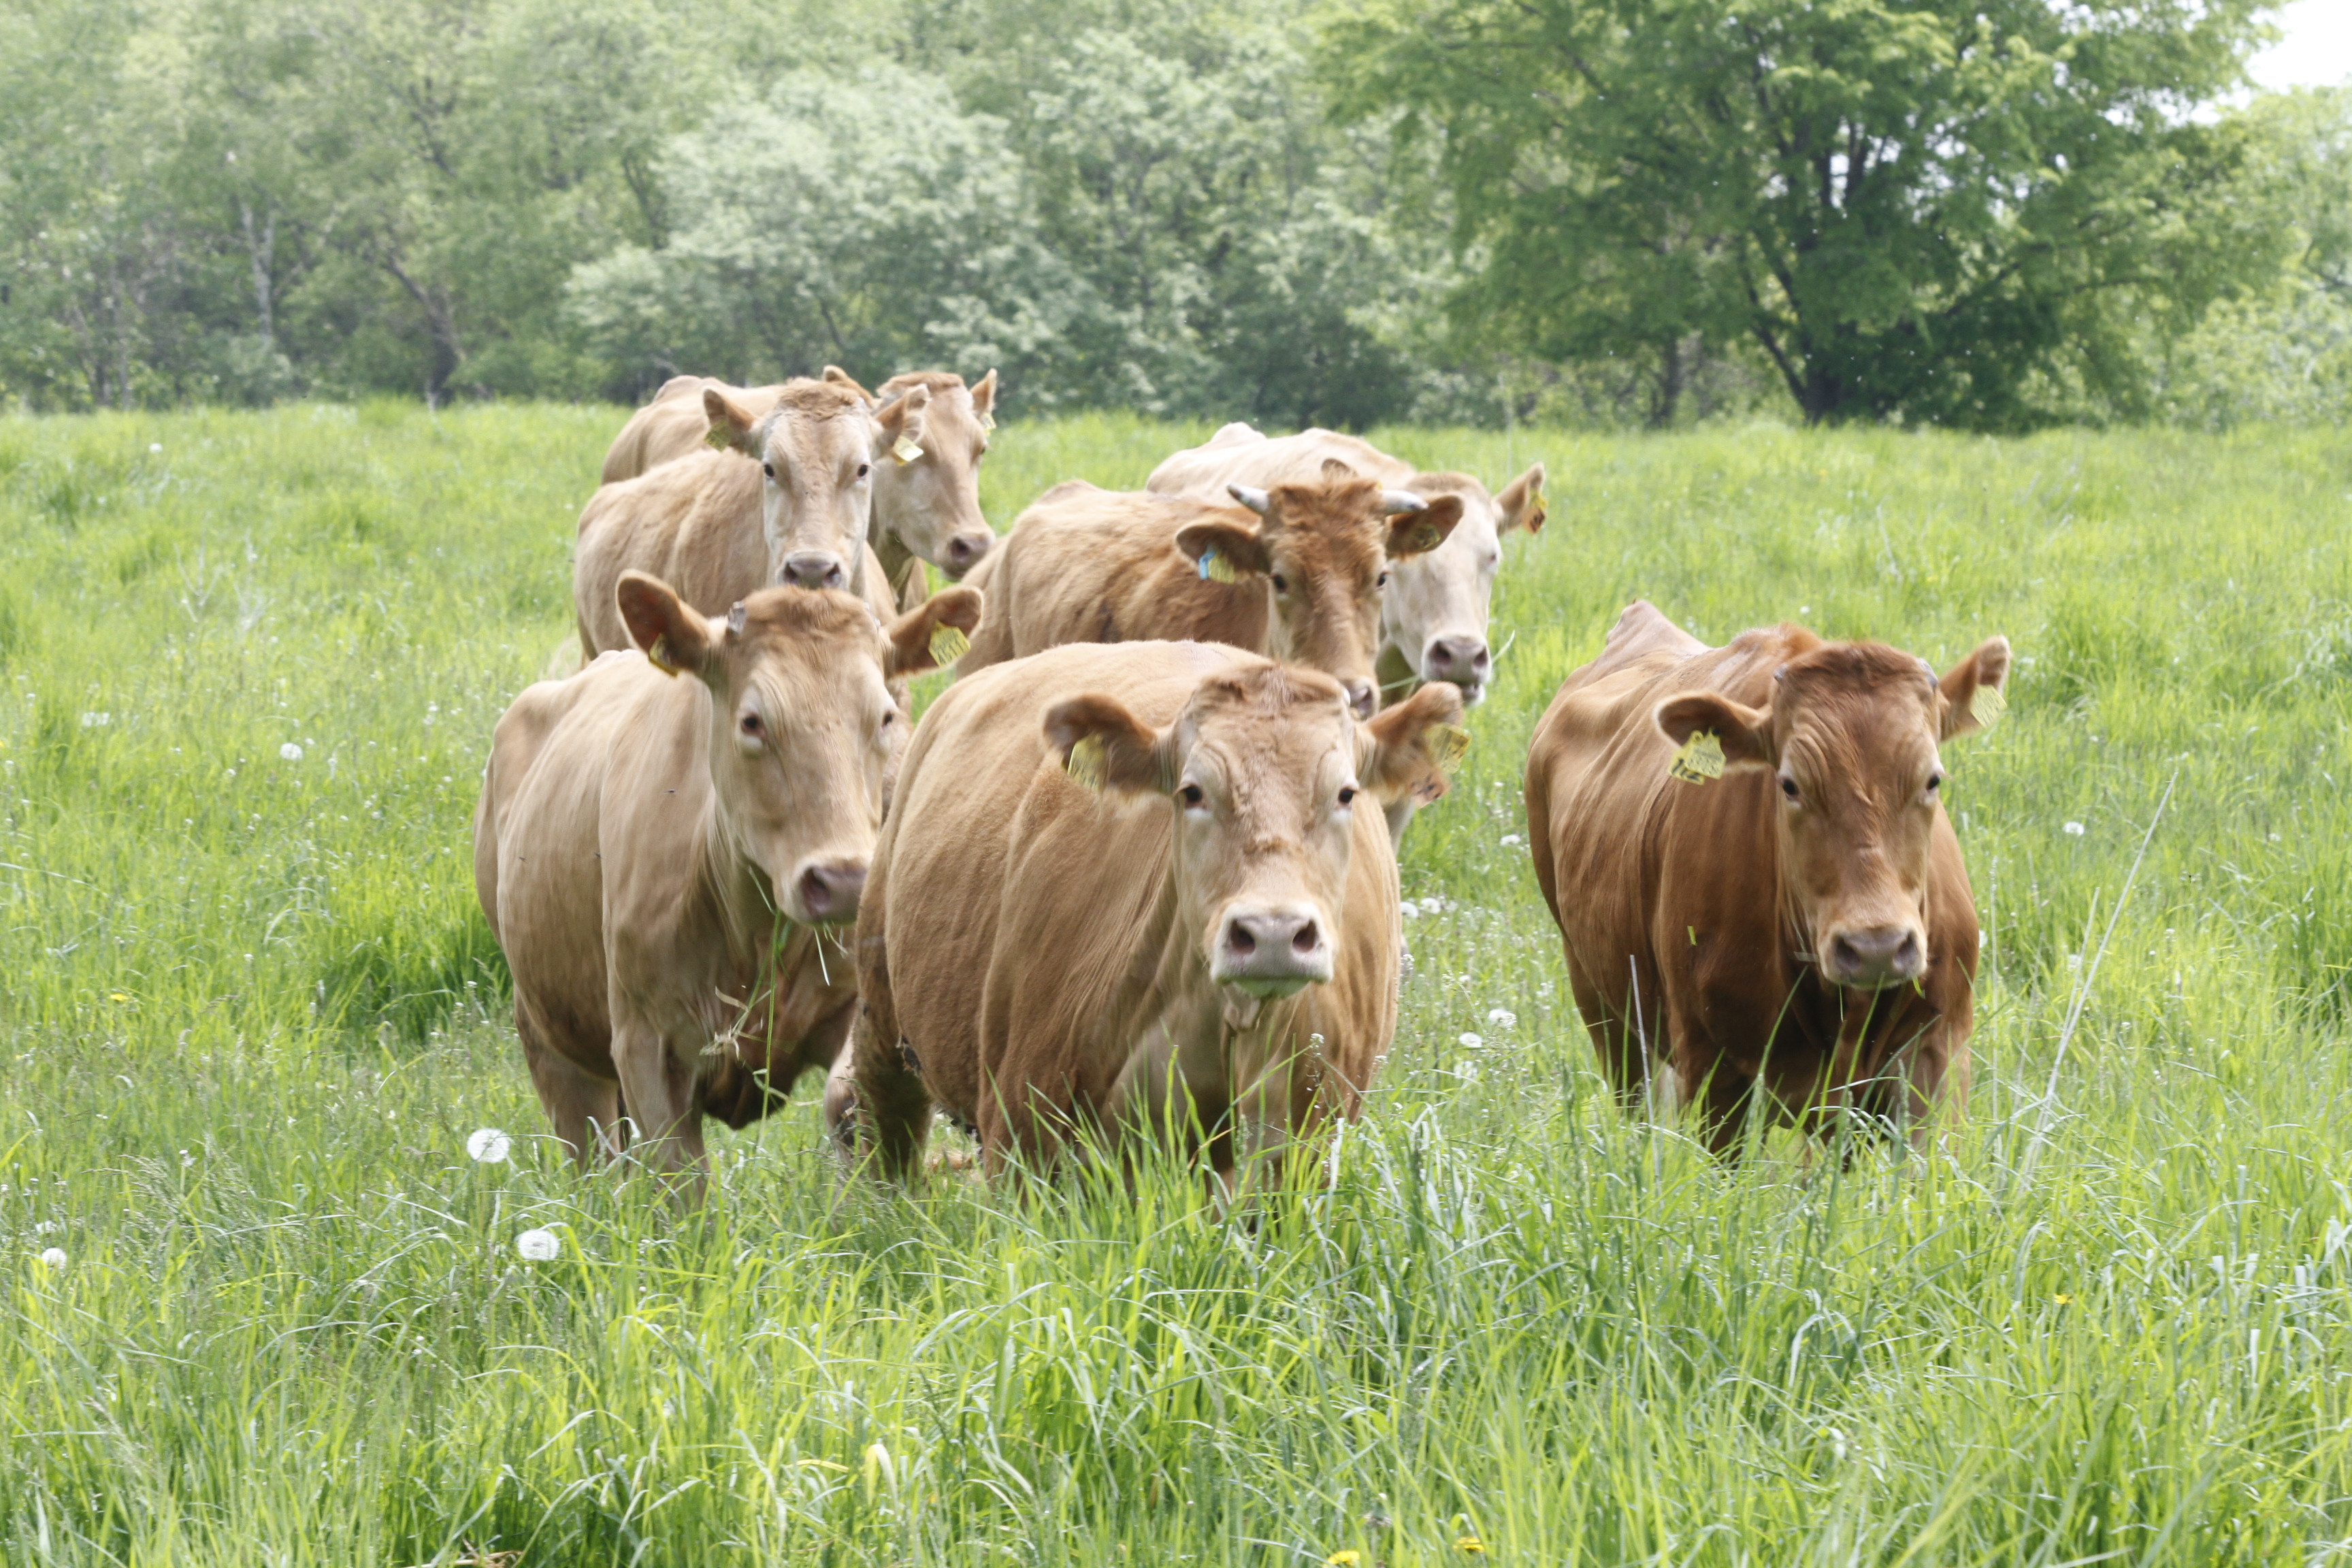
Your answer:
785;854;868;924
1818;921;1927;990
1211;904;1334;998
939;529;993;578
781;551;847;591
1421;634;1490;704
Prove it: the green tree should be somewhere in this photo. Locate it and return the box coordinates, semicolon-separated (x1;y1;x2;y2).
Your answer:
1325;0;2288;429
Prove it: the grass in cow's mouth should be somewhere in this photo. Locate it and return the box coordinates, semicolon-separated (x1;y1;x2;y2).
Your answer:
2;404;2351;1562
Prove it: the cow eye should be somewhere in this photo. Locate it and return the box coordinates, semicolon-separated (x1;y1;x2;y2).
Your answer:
1925;771;1942;796
739;711;765;741
856;462;870;478
1780;775;1799;803
762;462;775;480
1271;574;1290;594
1179;783;1206;809
1337;785;1358;808
1375;570;1389;589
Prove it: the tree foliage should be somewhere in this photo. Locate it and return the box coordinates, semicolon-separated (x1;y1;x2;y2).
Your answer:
1324;0;2289;429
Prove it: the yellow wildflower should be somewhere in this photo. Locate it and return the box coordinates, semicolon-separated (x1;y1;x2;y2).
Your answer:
1328;1554;1361;1566
1456;1536;1487;1555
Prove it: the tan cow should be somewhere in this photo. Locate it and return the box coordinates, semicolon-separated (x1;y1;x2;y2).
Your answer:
574;379;895;659
838;641;1466;1193
599;368;998;608
953;471;1460;721
474;572;980;1190
1147;424;1546;708
1524;600;2009;1156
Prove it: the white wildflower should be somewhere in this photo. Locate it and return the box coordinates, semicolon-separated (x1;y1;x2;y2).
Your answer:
79;712;110;728
1458;1032;1484;1049
37;1247;65;1268
466;1127;511;1164
1486;1008;1516;1030
1399;900;1420;919
515;1228;560;1262
148;443;163;455
2063;821;2085;836
1500;834;1522;848
279;742;304;762
32;1220;59;1235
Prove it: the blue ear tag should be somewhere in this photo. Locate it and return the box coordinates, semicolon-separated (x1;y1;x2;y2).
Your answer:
1198;550;1214;581
1196;548;1238;584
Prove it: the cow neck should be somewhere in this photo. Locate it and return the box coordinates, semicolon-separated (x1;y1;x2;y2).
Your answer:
691;759;785;976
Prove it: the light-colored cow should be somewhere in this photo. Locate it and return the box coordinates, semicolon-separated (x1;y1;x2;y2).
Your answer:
598;368;998;609
838;641;1465;1196
574;379;893;659
474;573;980;1192
953;471;1460;721
1147;425;1546;708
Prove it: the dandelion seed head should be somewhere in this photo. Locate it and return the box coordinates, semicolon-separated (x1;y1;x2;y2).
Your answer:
279;742;304;762
37;1247;65;1269
2063;821;2085;836
515;1228;559;1262
1458;1032;1483;1049
466;1127;511;1164
1485;1008;1516;1030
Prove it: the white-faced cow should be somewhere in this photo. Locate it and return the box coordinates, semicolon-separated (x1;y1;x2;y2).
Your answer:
1523;600;2009;1157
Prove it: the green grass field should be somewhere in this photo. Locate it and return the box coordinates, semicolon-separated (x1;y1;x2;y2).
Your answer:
3;403;2352;1565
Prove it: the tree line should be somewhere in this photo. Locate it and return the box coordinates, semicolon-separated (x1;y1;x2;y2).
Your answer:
1;0;2345;431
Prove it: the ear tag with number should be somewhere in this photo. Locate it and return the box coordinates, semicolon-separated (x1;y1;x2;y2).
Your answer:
703;424;734;451
892;435;924;465
1197;549;1238;584
928;622;970;664
1426;723;1471;773
1669;730;1725;784
1064;734;1106;792
1971;682;2006;728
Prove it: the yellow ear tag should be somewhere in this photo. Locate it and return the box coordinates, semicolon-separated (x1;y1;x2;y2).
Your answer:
1426;723;1471;773
892;436;924;465
1064;734;1106;791
928;622;970;664
1971;682;2007;728
1669;730;1724;784
647;635;681;676
1197;549;1239;584
977;411;996;432
703;424;734;451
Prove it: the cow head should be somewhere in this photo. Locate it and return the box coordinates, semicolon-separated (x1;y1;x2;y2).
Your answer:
1654;635;2011;991
1174;468;1462;720
864;370;998;581
616;571;980;925
1377;463;1546;707
703;378;879;594
1045;668;1465;1010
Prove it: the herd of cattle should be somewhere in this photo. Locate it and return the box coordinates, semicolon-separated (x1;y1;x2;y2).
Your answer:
469;367;2012;1198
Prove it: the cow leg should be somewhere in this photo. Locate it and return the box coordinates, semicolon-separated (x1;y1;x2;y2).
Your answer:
517;1001;619;1168
1682;1055;1761;1162
610;1021;708;1198
850;989;932;1182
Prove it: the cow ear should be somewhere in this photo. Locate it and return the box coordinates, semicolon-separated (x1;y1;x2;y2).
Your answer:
875;385;932;458
821;364;874;402
702;388;763;457
1938;635;2012;740
1384;494;1463;559
616;571;718;679
969;368;998;422
1043;694;1171;796
1174;519;1272;581
1494;463;1548;534
883;585;983;679
1359;681;1469;806
1654;693;1774;769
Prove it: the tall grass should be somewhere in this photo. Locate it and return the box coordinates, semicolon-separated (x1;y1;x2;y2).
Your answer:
2;405;2351;1563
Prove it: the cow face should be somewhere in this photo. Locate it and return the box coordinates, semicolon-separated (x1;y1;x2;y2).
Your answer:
617;572;979;924
704;380;879;594
1045;670;1465;1010
1379;463;1546;707
1173;472;1463;720
868;371;998;581
1654;636;2011;990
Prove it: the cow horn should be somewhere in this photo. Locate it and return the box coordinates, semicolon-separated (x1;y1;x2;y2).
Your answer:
727;602;747;636
1379;490;1427;515
1226;483;1271;515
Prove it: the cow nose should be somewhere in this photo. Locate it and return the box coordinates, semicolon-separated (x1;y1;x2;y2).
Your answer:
941;531;992;577
1342;679;1377;719
1424;636;1491;700
781;551;846;591
1823;925;1924;988
1214;906;1334;997
789;855;868;924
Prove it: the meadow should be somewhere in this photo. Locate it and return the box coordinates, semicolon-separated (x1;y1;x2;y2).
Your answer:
2;402;2351;1565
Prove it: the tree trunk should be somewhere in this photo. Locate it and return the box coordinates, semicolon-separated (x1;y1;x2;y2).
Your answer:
240;200;277;350
1648;336;1686;429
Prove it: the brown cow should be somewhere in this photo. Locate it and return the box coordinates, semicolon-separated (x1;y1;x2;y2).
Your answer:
953;472;1461;721
474;572;980;1190
1147;424;1546;708
599;368;998;608
1524;600;2010;1156
574;379;895;659
839;641;1466;1193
